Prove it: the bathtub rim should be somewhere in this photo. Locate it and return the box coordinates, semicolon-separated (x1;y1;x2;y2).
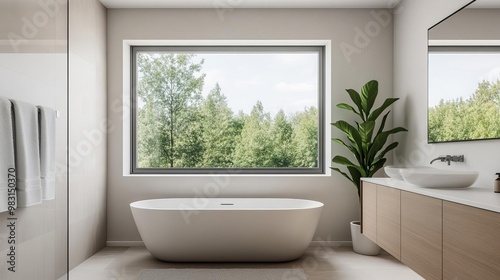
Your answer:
130;197;324;211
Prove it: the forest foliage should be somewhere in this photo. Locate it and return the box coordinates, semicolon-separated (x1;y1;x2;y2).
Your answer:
429;80;500;142
136;53;319;168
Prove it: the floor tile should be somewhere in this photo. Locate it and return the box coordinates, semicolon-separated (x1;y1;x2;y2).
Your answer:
70;246;424;280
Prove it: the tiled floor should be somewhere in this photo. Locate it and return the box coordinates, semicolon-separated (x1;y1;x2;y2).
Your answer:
66;246;424;280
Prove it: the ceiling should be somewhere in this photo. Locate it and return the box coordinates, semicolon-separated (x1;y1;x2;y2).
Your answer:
98;0;404;9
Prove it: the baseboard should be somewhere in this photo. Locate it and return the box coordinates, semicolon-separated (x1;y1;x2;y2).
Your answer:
106;240;351;247
310;241;352;247
106;241;145;247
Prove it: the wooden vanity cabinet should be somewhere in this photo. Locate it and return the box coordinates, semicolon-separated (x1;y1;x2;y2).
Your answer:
361;182;377;242
443;201;500;280
362;180;500;280
376;185;401;260
361;183;401;260
401;192;443;280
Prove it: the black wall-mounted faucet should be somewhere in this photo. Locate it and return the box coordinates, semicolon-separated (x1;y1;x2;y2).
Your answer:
430;155;464;165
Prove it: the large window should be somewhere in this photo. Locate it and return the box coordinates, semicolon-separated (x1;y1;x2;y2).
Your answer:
131;45;324;174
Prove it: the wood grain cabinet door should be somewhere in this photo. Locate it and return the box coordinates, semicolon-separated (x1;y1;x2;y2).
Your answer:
361;182;377;242
401;191;443;280
443;201;500;280
377;185;401;260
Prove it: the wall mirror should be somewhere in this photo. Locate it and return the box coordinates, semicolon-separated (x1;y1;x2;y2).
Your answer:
428;0;500;143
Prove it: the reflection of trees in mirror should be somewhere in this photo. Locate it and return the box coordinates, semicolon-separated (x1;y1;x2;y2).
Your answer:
136;53;319;168
429;80;500;143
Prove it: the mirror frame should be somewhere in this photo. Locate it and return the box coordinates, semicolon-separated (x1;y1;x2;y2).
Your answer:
427;0;500;143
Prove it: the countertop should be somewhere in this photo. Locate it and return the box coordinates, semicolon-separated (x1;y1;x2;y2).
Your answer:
362;177;500;213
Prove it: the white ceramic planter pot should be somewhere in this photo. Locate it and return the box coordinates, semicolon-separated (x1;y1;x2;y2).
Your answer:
350;221;381;256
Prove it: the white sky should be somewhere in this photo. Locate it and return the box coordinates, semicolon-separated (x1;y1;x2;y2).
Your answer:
428;52;500;107
195;53;319;116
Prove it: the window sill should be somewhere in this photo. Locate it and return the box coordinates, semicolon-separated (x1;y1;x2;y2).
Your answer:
122;172;331;178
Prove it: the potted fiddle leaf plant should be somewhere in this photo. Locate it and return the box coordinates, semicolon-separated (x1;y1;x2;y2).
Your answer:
331;80;407;255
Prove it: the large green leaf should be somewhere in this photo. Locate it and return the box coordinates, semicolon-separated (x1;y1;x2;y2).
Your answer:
331;138;362;164
354;121;360;130
376;111;390;136
359;121;375;167
346;89;364;120
360;80;378;117
332;155;367;177
359;121;375;149
368;98;399;121
337;103;361;117
374;142;399;163
331;121;363;152
368;158;387;177
367;127;408;164
347;166;362;193
331;167;354;184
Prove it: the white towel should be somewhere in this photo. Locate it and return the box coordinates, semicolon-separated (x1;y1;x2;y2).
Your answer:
11;100;42;207
0;97;16;212
37;106;56;200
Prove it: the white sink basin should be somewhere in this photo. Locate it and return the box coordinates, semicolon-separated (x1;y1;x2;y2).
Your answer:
399;167;479;188
384;165;430;180
384;165;406;180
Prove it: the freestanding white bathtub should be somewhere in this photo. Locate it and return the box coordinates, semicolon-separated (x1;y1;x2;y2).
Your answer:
130;198;323;262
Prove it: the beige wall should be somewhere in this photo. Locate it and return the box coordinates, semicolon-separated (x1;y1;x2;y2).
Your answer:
429;8;500;40
0;0;67;279
0;0;67;53
107;8;393;243
393;0;500;188
69;0;107;270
